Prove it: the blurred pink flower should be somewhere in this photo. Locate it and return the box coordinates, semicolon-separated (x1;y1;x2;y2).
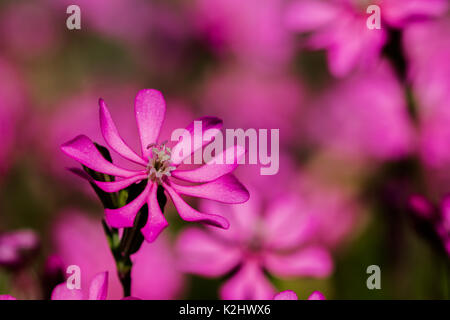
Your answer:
293;172;362;248
51;272;110;300
61;89;249;242
0;295;16;300
0;229;40;269
306;61;414;161
273;290;325;300
0;58;26;176
190;0;293;69
200;66;303;144
285;0;448;76
176;187;333;300
236;161;360;249
403;18;450;170
0;1;59;58
52;210;184;299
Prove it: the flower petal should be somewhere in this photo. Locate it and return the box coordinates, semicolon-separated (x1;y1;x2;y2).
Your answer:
199;190;262;242
171;145;245;183
135;89;166;158
99;99;147;166
140;184;169;243
273;290;298;300
169;174;249;204
308;291;326;300
51;283;84;300
220;261;275;300
93;174;147;193
263;196;317;250
163;183;229;229
0;295;16;300
171;116;223;165
264;246;333;278
104;183;151;228
61;135;138;178
176;228;241;277
88;272;108;300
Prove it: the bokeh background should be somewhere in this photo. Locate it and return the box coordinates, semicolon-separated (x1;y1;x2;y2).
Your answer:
0;0;449;299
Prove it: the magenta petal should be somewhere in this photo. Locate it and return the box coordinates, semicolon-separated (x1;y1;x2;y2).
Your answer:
264;246;333;278
0;295;16;300
171;145;245;183
176;228;241;277
104;183;151;228
273;290;298;300
169;174;249;204
171;116;223;165
308;291;326;300
51;283;84;300
93;174;147;193
220;261;276;300
99;99;147;166
263;197;317;250
61;135;138;178
140;184;169;243
134;89;166;158
88;272;108;300
163;183;229;229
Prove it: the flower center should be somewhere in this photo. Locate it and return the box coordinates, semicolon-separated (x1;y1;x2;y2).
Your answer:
146;143;176;183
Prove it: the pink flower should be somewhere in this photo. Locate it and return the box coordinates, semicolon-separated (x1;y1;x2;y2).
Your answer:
285;0;447;76
403;17;450;171
293;171;362;249
306;62;413;161
0;229;40;269
41;84;194;187
61;89;249;242
0;295;16;300
273;290;325;300
51;272;110;300
52;210;184;300
176;187;333;300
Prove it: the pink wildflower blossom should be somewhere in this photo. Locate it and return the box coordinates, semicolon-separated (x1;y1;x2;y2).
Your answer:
61;89;249;243
306;61;413;161
176;187;333;300
285;0;448;76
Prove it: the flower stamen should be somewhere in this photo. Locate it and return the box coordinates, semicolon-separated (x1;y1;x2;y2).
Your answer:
146;143;176;183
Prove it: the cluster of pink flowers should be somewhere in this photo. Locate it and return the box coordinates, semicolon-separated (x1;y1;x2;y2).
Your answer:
285;0;448;76
0;0;449;302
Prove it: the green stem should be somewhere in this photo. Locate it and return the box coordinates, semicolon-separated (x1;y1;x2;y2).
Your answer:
102;184;168;298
